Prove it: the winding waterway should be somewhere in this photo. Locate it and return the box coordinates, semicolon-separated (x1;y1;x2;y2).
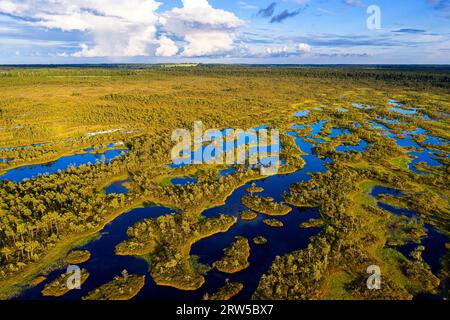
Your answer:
8;112;449;300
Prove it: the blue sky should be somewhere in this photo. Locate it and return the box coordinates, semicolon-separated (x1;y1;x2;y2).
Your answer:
0;0;449;64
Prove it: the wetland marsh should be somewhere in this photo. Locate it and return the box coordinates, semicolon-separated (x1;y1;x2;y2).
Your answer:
0;66;448;300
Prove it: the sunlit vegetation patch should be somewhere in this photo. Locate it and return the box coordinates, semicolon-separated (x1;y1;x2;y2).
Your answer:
262;219;284;228
203;282;244;301
41;269;89;297
240;211;257;221
116;213;236;290
242;196;292;216
257;152;447;300
64;250;91;265
0;66;449;300
83;273;145;300
31;276;46;286
213;237;250;274
300;219;325;229
253;236;268;245
246;184;264;194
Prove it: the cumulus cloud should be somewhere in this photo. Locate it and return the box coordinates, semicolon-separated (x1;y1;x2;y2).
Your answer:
298;42;312;53
0;0;245;58
263;42;311;57
265;46;289;56
0;0;161;57
160;0;245;57
155;35;179;57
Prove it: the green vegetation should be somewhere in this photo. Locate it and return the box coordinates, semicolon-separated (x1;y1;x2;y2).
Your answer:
246;183;264;194
64;250;91;265
0;65;448;300
240;211;258;221
31;276;46;286
83;273;145;300
41;269;89;297
262;219;284;228
300;219;325;229
203;282;244;300
242;196;292;216
213;237;250;274
116;213;236;290
253;236;268;245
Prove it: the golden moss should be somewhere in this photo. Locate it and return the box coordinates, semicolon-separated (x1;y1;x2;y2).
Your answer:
213;237;250;274
41;269;89;297
253;236;268;245
300;219;325;229
242;196;292;216
240;211;258;221
83;274;145;300
64;250;91;265
203;282;244;300
262;219;284;228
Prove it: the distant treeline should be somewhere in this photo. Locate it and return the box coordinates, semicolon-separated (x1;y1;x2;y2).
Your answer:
0;65;448;90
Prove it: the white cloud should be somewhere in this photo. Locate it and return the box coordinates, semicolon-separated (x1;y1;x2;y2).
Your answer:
0;0;161;57
298;43;312;53
0;0;245;58
160;0;245;57
156;35;179;57
265;46;289;56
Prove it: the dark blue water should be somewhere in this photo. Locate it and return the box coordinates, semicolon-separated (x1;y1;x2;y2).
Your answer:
330;128;350;138
219;167;237;177
171;177;199;186
409;151;444;174
10;118;448;300
17;206;173;300
370;186;448;276
15;129;328;300
105;179;130;194
369;125;447;174
336;140;369;153
0;148;128;183
169;126;279;169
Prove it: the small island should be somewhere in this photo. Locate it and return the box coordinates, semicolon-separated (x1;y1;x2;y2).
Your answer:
253;236;268;245
203;282;244;300
213;237;250;274
242;195;292;216
41;269;89;297
115;213;237;291
263;219;284;228
240;211;258;221
246;183;264;194
83;272;145;300
300;218;325;228
64;250;91;264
